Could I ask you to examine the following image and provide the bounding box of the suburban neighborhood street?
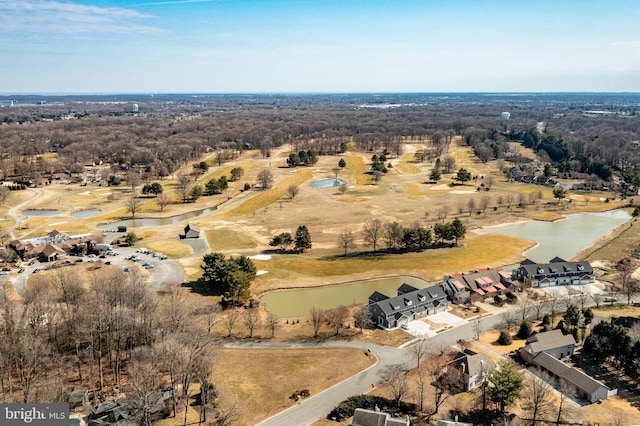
[252,284,618,426]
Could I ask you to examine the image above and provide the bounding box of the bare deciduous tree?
[257,169,273,189]
[410,338,430,369]
[265,313,280,338]
[310,307,325,338]
[126,196,142,218]
[521,371,554,425]
[380,364,410,408]
[287,184,299,199]
[326,305,350,336]
[156,193,171,211]
[224,311,239,338]
[337,229,357,256]
[362,218,383,252]
[242,309,261,338]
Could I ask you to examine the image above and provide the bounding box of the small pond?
[71,209,101,219]
[309,178,346,188]
[22,209,64,216]
[260,276,429,318]
[484,210,631,262]
[98,207,215,229]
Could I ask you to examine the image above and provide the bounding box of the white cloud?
[0,0,161,35]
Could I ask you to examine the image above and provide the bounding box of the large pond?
[484,210,631,262]
[22,209,64,216]
[309,178,346,188]
[260,276,429,318]
[98,207,215,229]
[260,209,632,317]
[71,209,101,219]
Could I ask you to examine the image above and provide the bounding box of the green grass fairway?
[205,228,258,251]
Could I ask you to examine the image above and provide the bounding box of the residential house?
[441,268,513,304]
[520,329,576,364]
[531,352,615,403]
[447,349,496,391]
[352,408,410,426]
[512,257,594,288]
[181,224,200,239]
[368,284,448,329]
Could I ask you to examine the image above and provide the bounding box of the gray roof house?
[447,348,497,391]
[368,284,448,329]
[520,329,576,364]
[181,224,200,239]
[352,408,410,426]
[512,257,594,288]
[532,352,616,403]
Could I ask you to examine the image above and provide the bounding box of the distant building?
[181,224,200,239]
[132,103,139,113]
[501,111,511,120]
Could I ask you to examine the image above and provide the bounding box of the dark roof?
[368,291,389,303]
[521,258,537,265]
[517,260,593,278]
[533,352,609,395]
[184,223,200,232]
[549,256,566,263]
[397,283,419,295]
[373,285,446,317]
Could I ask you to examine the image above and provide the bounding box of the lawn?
[140,239,193,258]
[344,154,371,185]
[252,233,533,293]
[215,347,375,425]
[205,228,258,251]
[217,169,313,218]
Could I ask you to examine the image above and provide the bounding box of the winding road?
[248,311,508,425]
[6,188,42,239]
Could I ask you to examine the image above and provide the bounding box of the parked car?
[400,323,409,330]
[604,297,617,302]
[18,268,25,273]
[0,271,9,275]
[2,267,11,272]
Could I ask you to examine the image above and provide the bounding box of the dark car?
[18,268,25,273]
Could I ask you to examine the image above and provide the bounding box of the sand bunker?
[249,254,272,261]
[257,270,268,276]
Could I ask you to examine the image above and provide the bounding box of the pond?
[98,207,215,229]
[484,209,631,262]
[22,209,64,216]
[71,209,101,219]
[260,276,429,318]
[260,210,632,317]
[309,178,346,188]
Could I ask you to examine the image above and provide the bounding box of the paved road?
[250,291,621,426]
[6,188,42,239]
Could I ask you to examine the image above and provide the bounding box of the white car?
[400,323,409,330]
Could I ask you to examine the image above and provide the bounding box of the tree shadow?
[182,279,221,297]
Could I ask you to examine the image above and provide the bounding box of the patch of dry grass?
[252,233,532,293]
[140,239,193,258]
[218,170,313,218]
[344,155,371,185]
[215,348,375,425]
[205,228,258,251]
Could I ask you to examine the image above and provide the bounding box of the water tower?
[501,111,510,120]
[132,103,139,113]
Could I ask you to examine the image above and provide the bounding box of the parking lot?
[3,246,184,296]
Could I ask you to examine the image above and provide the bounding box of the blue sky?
[1,0,639,93]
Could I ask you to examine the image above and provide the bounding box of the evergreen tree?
[294,225,312,252]
[488,361,524,413]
